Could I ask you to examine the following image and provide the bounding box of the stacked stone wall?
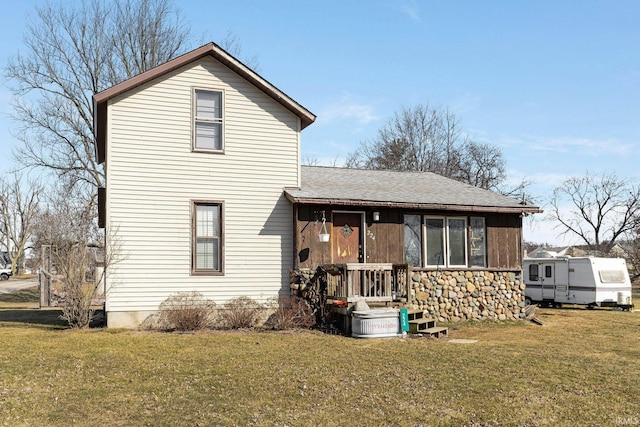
[290,267,527,323]
[408,269,526,322]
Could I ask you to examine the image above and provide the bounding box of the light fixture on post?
[318,210,330,242]
[372,211,380,222]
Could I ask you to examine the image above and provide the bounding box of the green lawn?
[0,303,639,426]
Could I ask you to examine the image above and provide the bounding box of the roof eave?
[284,194,543,214]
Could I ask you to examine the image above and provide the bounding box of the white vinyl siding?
[104,56,300,315]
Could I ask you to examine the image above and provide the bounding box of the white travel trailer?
[523,257,633,310]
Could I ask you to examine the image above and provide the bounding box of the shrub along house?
[95,42,540,328]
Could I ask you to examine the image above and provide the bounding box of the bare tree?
[219,30,260,71]
[33,183,118,328]
[6,0,191,202]
[548,172,640,254]
[0,173,42,275]
[346,104,461,175]
[454,138,506,190]
[345,104,510,192]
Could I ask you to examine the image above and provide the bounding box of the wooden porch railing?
[323,263,411,303]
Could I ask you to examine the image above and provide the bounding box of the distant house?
[94,42,541,328]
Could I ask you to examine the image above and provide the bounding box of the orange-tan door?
[332,213,362,263]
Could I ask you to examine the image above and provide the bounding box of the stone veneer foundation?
[290,268,527,323]
[407,269,526,322]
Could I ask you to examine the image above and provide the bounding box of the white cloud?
[397,0,422,23]
[318,94,380,126]
[503,134,633,156]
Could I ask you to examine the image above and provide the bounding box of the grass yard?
[0,306,638,426]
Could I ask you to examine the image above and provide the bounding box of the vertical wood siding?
[295,208,523,270]
[106,57,300,312]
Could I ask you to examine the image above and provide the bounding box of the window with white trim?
[425,217,445,266]
[447,217,468,267]
[193,89,223,151]
[403,215,486,268]
[193,202,222,273]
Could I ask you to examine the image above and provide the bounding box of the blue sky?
[1,0,639,245]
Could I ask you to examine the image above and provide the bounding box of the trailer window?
[599,270,626,283]
[529,264,539,281]
[545,266,552,278]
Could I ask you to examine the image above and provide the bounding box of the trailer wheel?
[524,297,533,307]
[0,273,8,281]
[586,304,595,310]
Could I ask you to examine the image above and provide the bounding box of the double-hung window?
[193,202,223,274]
[193,89,224,152]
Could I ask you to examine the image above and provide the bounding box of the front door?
[332,212,362,263]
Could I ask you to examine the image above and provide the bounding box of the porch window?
[447,218,467,267]
[425,217,445,266]
[469,217,486,267]
[423,216,478,268]
[403,214,422,267]
[193,89,224,152]
[193,202,223,274]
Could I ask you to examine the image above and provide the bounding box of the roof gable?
[93,42,315,164]
[285,166,542,214]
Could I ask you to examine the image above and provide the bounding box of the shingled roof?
[284,166,541,214]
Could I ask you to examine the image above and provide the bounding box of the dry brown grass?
[0,305,638,426]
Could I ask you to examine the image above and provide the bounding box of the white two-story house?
[94,42,315,327]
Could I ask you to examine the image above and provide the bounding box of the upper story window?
[193,89,224,152]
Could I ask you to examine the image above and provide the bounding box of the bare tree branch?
[0,173,42,275]
[6,0,191,205]
[548,171,640,254]
[345,104,510,192]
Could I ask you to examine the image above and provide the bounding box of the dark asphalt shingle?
[285,166,540,212]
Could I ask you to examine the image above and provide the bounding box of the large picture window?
[193,89,223,151]
[193,202,223,274]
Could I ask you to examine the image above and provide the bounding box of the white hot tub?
[351,309,399,338]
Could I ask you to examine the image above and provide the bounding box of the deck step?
[406,309,427,322]
[408,317,436,333]
[424,326,448,338]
